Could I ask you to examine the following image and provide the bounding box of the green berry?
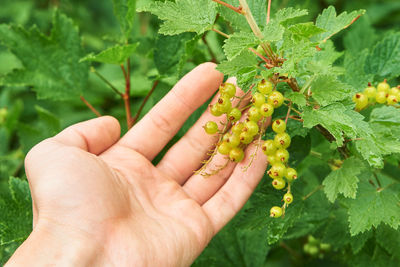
[387,94,398,106]
[376,91,388,104]
[229,147,244,162]
[272,119,286,133]
[218,142,231,155]
[259,103,274,117]
[268,91,284,108]
[243,120,259,136]
[222,133,231,143]
[272,178,286,190]
[231,122,244,135]
[364,86,377,98]
[251,92,266,107]
[274,132,291,149]
[228,108,242,122]
[261,140,277,155]
[390,87,400,96]
[210,104,223,117]
[275,149,289,163]
[203,121,218,134]
[285,168,298,182]
[248,106,262,121]
[270,206,283,218]
[319,243,331,251]
[239,131,254,145]
[352,93,368,111]
[267,154,279,165]
[227,134,241,147]
[268,163,286,179]
[283,193,293,204]
[377,80,390,93]
[0,108,7,124]
[219,83,236,98]
[258,79,273,95]
[308,235,319,245]
[216,96,232,113]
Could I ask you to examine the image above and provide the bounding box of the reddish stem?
[80,96,101,117]
[267,0,272,24]
[212,0,243,14]
[132,80,160,125]
[121,62,133,129]
[285,102,291,124]
[212,28,230,38]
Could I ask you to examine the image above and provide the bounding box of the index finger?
[117,62,223,160]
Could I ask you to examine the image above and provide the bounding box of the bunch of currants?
[352,80,399,111]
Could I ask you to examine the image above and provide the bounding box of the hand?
[7,63,268,267]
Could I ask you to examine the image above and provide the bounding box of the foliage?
[0,0,399,265]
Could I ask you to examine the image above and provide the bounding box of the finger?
[51,116,121,155]
[157,78,248,184]
[202,143,268,233]
[117,62,224,160]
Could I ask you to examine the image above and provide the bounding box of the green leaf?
[0,11,89,100]
[0,177,32,245]
[313,6,365,42]
[376,225,400,260]
[343,15,377,55]
[262,20,284,42]
[310,74,352,106]
[139,0,217,35]
[323,157,364,202]
[80,43,138,65]
[275,7,308,25]
[344,49,374,90]
[285,91,306,107]
[348,181,400,235]
[113,0,136,38]
[350,230,373,254]
[288,22,325,39]
[364,32,400,81]
[223,32,257,60]
[321,208,351,249]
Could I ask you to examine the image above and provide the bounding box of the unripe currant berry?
[251,92,266,107]
[272,178,286,190]
[231,122,244,135]
[283,192,293,204]
[274,132,291,149]
[267,154,279,165]
[229,147,244,162]
[219,83,236,98]
[203,121,218,134]
[258,79,273,95]
[275,149,289,163]
[285,168,298,182]
[239,131,254,144]
[390,87,400,96]
[272,119,286,133]
[352,93,368,111]
[227,134,241,148]
[243,120,259,136]
[387,94,398,106]
[267,91,284,108]
[210,104,223,117]
[261,139,277,155]
[218,142,231,155]
[270,206,283,218]
[364,85,377,98]
[216,96,232,113]
[248,106,262,121]
[376,91,388,104]
[222,133,231,143]
[268,163,286,179]
[259,103,274,117]
[228,108,241,122]
[377,80,390,93]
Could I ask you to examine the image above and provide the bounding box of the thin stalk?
[91,67,123,97]
[132,80,160,125]
[284,102,291,124]
[212,0,243,14]
[238,0,264,39]
[267,0,272,24]
[202,33,217,63]
[122,61,133,129]
[80,96,101,117]
[212,28,230,38]
[302,185,323,200]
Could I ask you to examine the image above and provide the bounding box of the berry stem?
[91,67,123,97]
[80,96,101,117]
[302,185,323,200]
[248,47,274,68]
[267,0,272,24]
[202,33,217,63]
[212,0,243,14]
[211,27,230,38]
[131,80,160,125]
[284,102,291,124]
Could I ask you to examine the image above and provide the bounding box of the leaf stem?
[80,96,101,117]
[212,28,230,38]
[121,61,133,129]
[212,0,243,14]
[285,102,291,124]
[238,0,264,39]
[132,80,160,125]
[91,67,123,97]
[202,33,217,63]
[267,0,272,24]
[302,185,323,200]
[373,172,382,189]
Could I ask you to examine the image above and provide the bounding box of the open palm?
[12,63,267,267]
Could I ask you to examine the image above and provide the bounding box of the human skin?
[6,63,268,267]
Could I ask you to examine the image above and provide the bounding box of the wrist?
[6,220,104,266]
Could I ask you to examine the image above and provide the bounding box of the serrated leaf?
[313,6,365,43]
[288,22,325,39]
[344,49,374,90]
[376,225,400,259]
[364,32,400,80]
[343,16,377,55]
[275,7,308,25]
[113,0,136,38]
[0,11,88,100]
[80,43,138,65]
[323,157,364,202]
[223,32,257,60]
[322,208,351,249]
[285,91,306,107]
[350,230,373,254]
[310,74,352,106]
[0,177,32,245]
[348,181,400,236]
[139,0,216,35]
[262,20,284,42]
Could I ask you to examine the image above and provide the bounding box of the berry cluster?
[303,235,331,258]
[352,80,400,111]
[202,80,298,218]
[264,119,297,218]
